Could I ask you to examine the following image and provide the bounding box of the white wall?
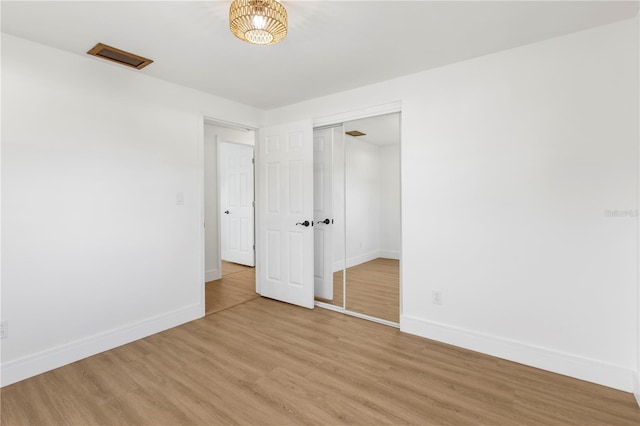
[264,17,639,392]
[378,144,401,259]
[1,34,261,385]
[343,138,401,267]
[345,137,380,266]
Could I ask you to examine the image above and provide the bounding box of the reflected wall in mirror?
[313,126,345,308]
[344,113,401,323]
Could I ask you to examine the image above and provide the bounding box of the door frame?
[200,116,258,311]
[312,101,403,328]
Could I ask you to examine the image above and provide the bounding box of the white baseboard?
[333,250,400,272]
[205,268,220,282]
[378,250,400,260]
[345,251,379,269]
[1,303,203,387]
[401,314,634,392]
[633,373,640,407]
[333,251,400,272]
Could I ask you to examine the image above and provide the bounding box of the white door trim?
[313,101,402,128]
[197,118,206,314]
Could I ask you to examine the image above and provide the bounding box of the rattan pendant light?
[229,0,288,45]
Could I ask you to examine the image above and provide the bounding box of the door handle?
[318,218,331,225]
[296,220,310,227]
[224,210,230,214]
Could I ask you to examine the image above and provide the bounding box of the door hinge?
[252,158,255,164]
[253,244,255,251]
[252,200,255,207]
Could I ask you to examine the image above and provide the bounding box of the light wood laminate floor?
[345,258,399,323]
[317,258,400,323]
[205,261,257,315]
[2,295,639,425]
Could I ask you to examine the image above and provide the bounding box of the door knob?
[319,218,331,225]
[224,210,230,214]
[296,220,310,227]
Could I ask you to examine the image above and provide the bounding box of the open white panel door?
[313,128,333,299]
[256,120,314,309]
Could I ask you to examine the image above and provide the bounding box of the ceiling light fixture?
[229,0,287,45]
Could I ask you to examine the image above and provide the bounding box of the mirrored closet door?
[343,113,401,324]
[314,113,401,324]
[313,126,345,310]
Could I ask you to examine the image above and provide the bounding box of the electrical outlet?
[0,321,7,339]
[432,291,443,305]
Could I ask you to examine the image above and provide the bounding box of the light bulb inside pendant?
[252,14,267,30]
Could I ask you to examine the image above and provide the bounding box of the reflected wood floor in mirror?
[205,261,257,315]
[2,296,638,425]
[315,269,344,308]
[345,258,399,323]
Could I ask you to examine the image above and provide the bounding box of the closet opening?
[313,111,402,327]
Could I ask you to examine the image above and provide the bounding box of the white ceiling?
[2,1,638,109]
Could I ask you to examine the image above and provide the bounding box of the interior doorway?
[203,119,258,314]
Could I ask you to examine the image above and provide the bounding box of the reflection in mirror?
[344,113,401,323]
[313,126,345,309]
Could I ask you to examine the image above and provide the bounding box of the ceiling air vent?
[345,130,366,137]
[87,43,153,70]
